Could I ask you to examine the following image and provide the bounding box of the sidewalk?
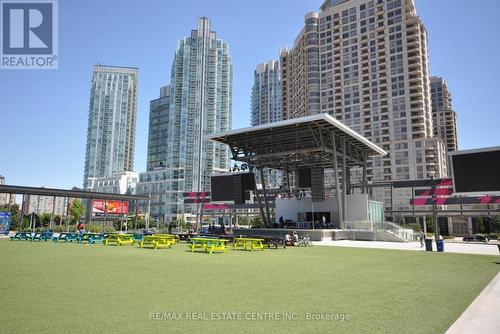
[445,272,500,334]
[314,240,500,256]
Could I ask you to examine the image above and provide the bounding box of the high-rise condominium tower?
[251,60,282,126]
[251,60,282,188]
[83,65,138,188]
[135,86,174,220]
[168,17,232,191]
[140,17,231,220]
[280,0,448,208]
[430,76,458,152]
[147,85,171,171]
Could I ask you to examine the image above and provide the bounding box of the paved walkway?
[314,240,500,256]
[445,272,500,334]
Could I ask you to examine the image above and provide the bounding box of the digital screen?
[452,149,500,194]
[211,175,235,201]
[211,173,255,202]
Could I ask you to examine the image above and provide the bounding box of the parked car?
[463,234,489,242]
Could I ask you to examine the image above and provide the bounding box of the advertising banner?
[0,212,12,234]
[92,200,129,215]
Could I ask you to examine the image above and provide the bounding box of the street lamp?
[172,193,184,233]
[428,171,440,246]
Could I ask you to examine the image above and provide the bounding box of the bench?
[104,234,134,246]
[31,231,53,241]
[139,235,175,249]
[52,232,78,243]
[188,237,229,254]
[78,233,104,244]
[10,232,32,241]
[232,237,265,251]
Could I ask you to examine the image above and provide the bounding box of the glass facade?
[83,65,138,188]
[137,17,232,221]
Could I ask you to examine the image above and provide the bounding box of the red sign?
[92,200,129,215]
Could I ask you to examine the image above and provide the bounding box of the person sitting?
[284,233,292,246]
[77,222,85,236]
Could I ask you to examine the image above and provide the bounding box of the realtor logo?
[1,0,58,69]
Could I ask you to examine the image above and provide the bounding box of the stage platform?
[232,228,407,242]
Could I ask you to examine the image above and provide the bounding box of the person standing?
[419,231,425,248]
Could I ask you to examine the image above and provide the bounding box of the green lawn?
[0,239,498,334]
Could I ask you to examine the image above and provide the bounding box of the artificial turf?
[0,239,498,334]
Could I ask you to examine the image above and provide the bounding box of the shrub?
[104,227,116,233]
[87,225,103,233]
[487,233,498,240]
[401,223,421,232]
[52,226,65,233]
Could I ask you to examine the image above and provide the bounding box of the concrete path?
[314,240,500,256]
[445,272,500,334]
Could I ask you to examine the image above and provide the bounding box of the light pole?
[171,193,184,233]
[429,171,439,246]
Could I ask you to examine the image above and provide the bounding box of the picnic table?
[103,234,135,246]
[78,233,104,244]
[10,232,32,241]
[256,236,286,249]
[232,237,265,251]
[132,233,144,243]
[31,231,53,241]
[52,232,78,243]
[139,234,175,249]
[188,237,229,254]
[154,234,179,244]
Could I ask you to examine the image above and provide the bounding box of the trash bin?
[424,239,433,252]
[436,239,444,252]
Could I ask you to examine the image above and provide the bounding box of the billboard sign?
[0,212,11,234]
[92,200,129,215]
[450,146,500,196]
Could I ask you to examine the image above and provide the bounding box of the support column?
[259,167,273,228]
[345,168,351,195]
[20,194,25,231]
[252,167,267,228]
[341,138,347,224]
[65,197,70,232]
[50,196,56,230]
[447,217,454,236]
[422,216,427,235]
[88,199,93,225]
[332,133,343,229]
[467,217,473,237]
[361,152,368,194]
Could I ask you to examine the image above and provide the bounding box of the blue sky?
[0,0,499,189]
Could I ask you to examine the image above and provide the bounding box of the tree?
[251,216,263,228]
[40,213,52,227]
[493,216,500,233]
[129,215,145,230]
[70,199,85,223]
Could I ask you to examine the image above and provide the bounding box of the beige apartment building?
[431,76,458,153]
[280,0,448,209]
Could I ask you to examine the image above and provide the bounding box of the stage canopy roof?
[207,113,386,171]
